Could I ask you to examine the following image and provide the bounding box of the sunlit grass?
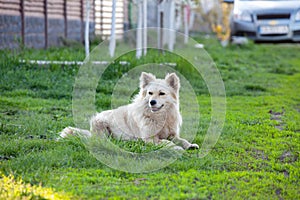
[0,172,71,200]
[0,37,299,199]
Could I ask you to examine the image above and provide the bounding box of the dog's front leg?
[159,139,185,150]
[172,136,199,150]
[59,127,92,138]
[142,137,184,150]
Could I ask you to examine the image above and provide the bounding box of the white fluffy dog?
[60,72,199,150]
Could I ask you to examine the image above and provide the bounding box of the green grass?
[0,37,299,199]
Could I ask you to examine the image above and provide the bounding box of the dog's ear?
[140,72,156,89]
[165,73,180,92]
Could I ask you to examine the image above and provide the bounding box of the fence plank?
[94,0,124,39]
[0,0,95,49]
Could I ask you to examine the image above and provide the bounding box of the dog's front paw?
[58,127,74,139]
[187,143,199,150]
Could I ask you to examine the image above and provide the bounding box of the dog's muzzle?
[149,100,164,112]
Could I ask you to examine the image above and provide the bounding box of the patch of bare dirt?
[268,108,285,131]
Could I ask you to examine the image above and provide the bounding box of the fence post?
[81,0,84,43]
[44,0,48,48]
[63,0,67,39]
[157,0,164,52]
[20,0,25,47]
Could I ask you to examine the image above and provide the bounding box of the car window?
[240,0,298,1]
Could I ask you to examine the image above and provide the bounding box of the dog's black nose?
[150,100,157,106]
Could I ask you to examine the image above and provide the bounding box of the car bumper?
[231,20,300,42]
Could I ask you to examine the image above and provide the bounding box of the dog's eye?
[159,92,165,96]
[148,92,153,95]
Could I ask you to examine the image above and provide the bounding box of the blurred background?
[1,0,300,49]
[0,0,230,49]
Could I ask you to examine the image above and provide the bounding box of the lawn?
[0,37,299,199]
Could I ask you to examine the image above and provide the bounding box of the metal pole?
[85,0,91,57]
[183,5,189,44]
[109,0,117,57]
[143,0,147,56]
[100,0,103,38]
[136,0,142,58]
[168,0,175,51]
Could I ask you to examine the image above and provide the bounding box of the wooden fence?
[0,0,95,49]
[95,0,124,40]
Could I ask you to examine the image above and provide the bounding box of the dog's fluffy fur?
[60,72,198,150]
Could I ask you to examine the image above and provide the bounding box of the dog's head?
[139,72,180,112]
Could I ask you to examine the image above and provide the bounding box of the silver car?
[230,0,300,41]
